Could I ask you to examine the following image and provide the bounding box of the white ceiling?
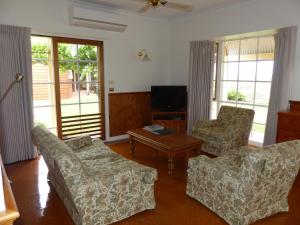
[79,0,250,17]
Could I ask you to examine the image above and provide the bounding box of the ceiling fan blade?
[164,2,193,12]
[132,0,148,2]
[138,4,151,13]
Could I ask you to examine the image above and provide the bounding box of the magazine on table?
[143,124,164,132]
[143,125,175,135]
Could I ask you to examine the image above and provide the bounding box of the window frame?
[212,35,275,146]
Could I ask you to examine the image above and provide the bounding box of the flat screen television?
[151,86,187,111]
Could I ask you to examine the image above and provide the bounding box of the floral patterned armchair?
[192,106,255,156]
[187,140,300,225]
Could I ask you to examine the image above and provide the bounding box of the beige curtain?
[187,41,215,133]
[264,27,297,146]
[0,24,37,163]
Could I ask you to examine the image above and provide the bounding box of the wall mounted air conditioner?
[70,6,128,32]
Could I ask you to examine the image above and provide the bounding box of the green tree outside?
[31,43,98,81]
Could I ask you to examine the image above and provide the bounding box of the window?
[212,36,275,145]
[31,36,105,139]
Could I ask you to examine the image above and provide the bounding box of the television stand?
[151,110,187,133]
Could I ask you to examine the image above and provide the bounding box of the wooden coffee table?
[127,128,202,176]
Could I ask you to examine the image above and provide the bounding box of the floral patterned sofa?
[192,106,255,156]
[186,140,300,225]
[32,126,157,225]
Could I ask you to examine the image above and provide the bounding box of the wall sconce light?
[137,49,151,61]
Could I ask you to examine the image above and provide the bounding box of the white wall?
[170,0,300,99]
[0,0,172,140]
[1,0,300,140]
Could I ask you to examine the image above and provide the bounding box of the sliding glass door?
[32,36,105,140]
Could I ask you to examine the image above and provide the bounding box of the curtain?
[187,41,215,133]
[263,27,297,146]
[0,24,37,164]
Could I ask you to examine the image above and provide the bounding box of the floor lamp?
[0,74,24,104]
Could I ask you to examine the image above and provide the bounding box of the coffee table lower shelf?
[127,129,202,176]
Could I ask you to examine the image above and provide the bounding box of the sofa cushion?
[65,135,92,151]
[72,139,157,186]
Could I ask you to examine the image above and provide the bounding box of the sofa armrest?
[70,166,157,222]
[68,179,109,219]
[141,167,158,184]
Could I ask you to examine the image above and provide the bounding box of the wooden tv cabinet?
[151,110,187,133]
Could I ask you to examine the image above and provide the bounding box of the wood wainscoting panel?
[109,92,151,137]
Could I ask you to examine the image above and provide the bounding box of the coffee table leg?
[168,154,174,176]
[129,136,135,157]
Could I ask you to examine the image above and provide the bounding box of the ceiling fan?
[134,0,193,13]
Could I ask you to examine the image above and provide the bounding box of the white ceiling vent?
[70,6,128,32]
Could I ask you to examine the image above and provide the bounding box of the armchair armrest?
[194,119,218,128]
[188,155,249,201]
[192,120,219,134]
[189,155,240,177]
[188,155,216,169]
